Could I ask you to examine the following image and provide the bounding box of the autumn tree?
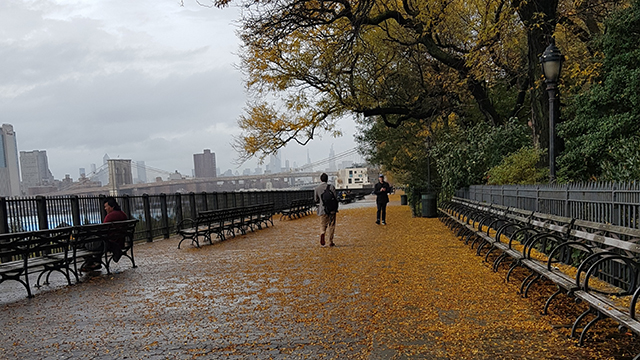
[228,0,535,162]
[202,0,627,187]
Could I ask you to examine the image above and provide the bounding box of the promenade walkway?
[1,195,639,359]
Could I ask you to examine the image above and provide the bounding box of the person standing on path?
[374,175,391,225]
[314,173,337,247]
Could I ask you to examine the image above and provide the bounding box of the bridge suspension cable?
[299,147,361,171]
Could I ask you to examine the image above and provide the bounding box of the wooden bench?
[280,198,315,220]
[177,203,275,248]
[0,227,73,298]
[439,197,640,352]
[70,219,139,280]
[0,220,138,298]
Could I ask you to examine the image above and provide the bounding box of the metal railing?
[0,190,314,242]
[456,182,640,228]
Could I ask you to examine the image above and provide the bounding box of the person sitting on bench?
[81,197,129,272]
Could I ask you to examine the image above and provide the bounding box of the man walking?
[374,174,391,225]
[314,173,338,247]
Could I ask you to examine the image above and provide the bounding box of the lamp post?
[540,38,564,183]
[425,136,432,192]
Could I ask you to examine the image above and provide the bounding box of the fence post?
[212,192,219,210]
[565,184,570,218]
[99,195,107,220]
[0,197,8,234]
[142,194,153,242]
[175,193,183,224]
[612,183,619,226]
[121,195,131,220]
[70,195,81,226]
[36,195,49,230]
[201,192,208,211]
[189,192,197,218]
[160,193,170,239]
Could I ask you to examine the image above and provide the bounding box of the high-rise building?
[79,168,86,177]
[193,149,217,178]
[328,144,337,172]
[0,124,21,196]
[20,150,54,190]
[269,151,282,173]
[136,161,147,183]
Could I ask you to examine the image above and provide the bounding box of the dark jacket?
[374,181,391,204]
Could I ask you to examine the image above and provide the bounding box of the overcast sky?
[0,0,361,181]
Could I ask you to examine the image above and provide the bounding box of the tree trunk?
[516,0,559,158]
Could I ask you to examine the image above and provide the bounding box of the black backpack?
[322,185,339,214]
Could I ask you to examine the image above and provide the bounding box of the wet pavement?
[1,196,638,359]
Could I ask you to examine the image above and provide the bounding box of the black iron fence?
[456,182,640,228]
[0,190,314,241]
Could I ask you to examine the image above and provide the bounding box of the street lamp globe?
[540,38,564,83]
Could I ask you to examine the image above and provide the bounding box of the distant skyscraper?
[193,149,217,178]
[136,161,147,183]
[79,168,86,177]
[103,153,110,165]
[20,150,54,189]
[0,124,21,196]
[328,144,337,171]
[90,163,97,174]
[269,151,282,173]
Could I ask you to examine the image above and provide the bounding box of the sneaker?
[375,220,380,225]
[320,233,325,246]
[329,243,335,247]
[382,221,386,225]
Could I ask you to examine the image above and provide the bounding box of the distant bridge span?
[52,171,338,196]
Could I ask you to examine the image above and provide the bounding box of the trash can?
[421,193,437,218]
[400,195,408,205]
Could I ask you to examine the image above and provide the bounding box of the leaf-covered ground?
[1,195,638,359]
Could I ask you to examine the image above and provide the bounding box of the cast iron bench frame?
[176,203,275,249]
[280,198,315,220]
[439,197,640,354]
[0,219,138,298]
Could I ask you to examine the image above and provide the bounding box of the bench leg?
[506,260,521,283]
[177,236,193,249]
[519,272,537,296]
[484,246,497,263]
[522,273,542,298]
[492,253,508,272]
[476,240,489,256]
[571,308,595,339]
[543,288,564,315]
[579,310,605,346]
[470,236,482,249]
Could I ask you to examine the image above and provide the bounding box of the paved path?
[0,196,638,359]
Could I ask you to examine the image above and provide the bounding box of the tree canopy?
[204,0,632,192]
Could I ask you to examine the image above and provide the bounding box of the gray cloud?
[0,0,360,181]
